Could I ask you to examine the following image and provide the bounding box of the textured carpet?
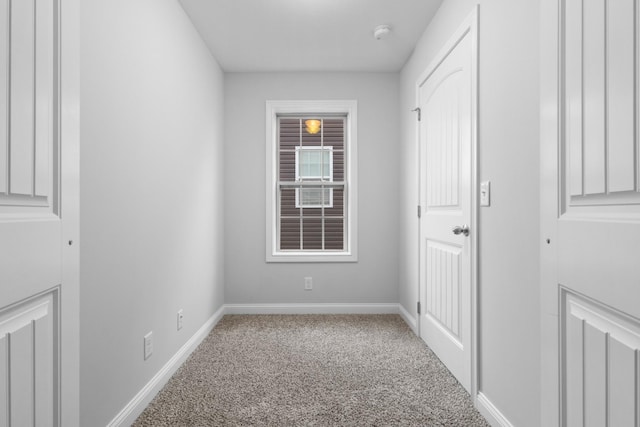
[133,315,489,426]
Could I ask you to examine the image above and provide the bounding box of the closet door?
[542,0,640,425]
[0,0,79,425]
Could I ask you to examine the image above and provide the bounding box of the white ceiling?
[178,0,443,72]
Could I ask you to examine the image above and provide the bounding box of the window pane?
[323,151,330,177]
[323,119,344,150]
[281,188,298,216]
[280,218,300,250]
[279,151,295,181]
[325,188,344,216]
[279,118,301,150]
[300,188,331,206]
[302,217,322,250]
[299,150,331,179]
[325,218,344,250]
[302,129,321,147]
[307,152,321,177]
[333,150,344,181]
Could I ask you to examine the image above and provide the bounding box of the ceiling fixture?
[305,119,321,134]
[373,25,391,40]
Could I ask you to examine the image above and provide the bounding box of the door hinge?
[412,107,421,121]
[417,205,421,218]
[417,301,421,315]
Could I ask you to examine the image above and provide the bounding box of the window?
[266,100,357,262]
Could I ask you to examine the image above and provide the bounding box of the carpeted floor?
[133,314,489,426]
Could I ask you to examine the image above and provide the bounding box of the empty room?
[1,0,639,426]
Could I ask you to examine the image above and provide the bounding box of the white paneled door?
[0,0,79,426]
[418,11,477,394]
[542,0,640,425]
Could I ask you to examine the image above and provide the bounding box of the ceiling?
[178,0,443,73]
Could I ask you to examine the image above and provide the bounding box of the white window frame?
[266,100,358,263]
[295,146,334,208]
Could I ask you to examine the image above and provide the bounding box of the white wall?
[399,1,541,426]
[80,1,225,425]
[224,73,399,305]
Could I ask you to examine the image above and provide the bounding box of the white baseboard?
[224,303,399,315]
[398,304,417,334]
[106,305,226,427]
[476,392,514,427]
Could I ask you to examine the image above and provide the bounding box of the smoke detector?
[373,25,391,40]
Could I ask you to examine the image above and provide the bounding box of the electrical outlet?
[144,332,153,360]
[304,277,313,290]
[177,309,184,331]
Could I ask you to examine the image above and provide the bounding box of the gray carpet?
[133,314,489,426]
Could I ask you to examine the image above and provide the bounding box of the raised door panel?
[562,291,640,427]
[583,323,607,427]
[608,337,638,427]
[9,322,35,425]
[34,310,54,427]
[426,241,461,341]
[582,0,606,196]
[564,0,640,207]
[0,292,57,427]
[425,70,462,210]
[565,0,583,197]
[9,0,36,197]
[564,313,583,426]
[607,0,637,193]
[1,0,54,208]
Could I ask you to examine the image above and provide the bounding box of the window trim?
[266,100,358,263]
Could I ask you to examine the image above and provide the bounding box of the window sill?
[266,251,357,263]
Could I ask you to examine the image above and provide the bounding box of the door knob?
[452,225,470,236]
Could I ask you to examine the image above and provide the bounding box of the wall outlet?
[304,277,313,290]
[143,332,153,360]
[177,309,184,331]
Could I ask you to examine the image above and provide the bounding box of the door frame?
[415,6,479,400]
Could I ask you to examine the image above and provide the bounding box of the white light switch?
[480,181,490,206]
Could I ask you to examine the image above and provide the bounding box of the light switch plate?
[480,181,490,206]
[177,309,184,331]
[144,332,153,360]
